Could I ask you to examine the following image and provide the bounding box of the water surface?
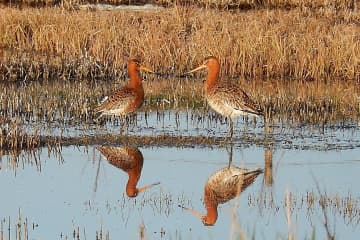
[1,142,359,239]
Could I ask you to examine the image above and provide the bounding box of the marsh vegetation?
[0,0,359,239]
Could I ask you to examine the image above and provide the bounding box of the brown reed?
[1,76,358,126]
[0,5,358,82]
[0,0,358,11]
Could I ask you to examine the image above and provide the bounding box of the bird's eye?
[132,59,141,65]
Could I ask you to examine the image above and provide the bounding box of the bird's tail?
[244,168,263,176]
[243,168,263,188]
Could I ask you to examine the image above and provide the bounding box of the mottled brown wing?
[237,88,263,115]
[213,85,262,116]
[207,167,262,204]
[236,168,263,192]
[95,87,136,114]
[96,146,134,170]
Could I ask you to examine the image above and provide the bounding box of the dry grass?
[0,77,358,129]
[0,0,358,11]
[0,118,41,151]
[244,79,360,122]
[0,5,358,82]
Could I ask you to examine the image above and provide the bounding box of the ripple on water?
[0,144,359,239]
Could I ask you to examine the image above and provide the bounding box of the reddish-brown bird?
[95,59,154,119]
[97,146,159,197]
[186,56,263,137]
[181,165,262,226]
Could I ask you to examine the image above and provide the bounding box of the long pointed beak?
[178,205,204,219]
[139,65,155,73]
[137,181,160,193]
[185,64,207,74]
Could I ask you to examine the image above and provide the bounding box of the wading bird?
[181,165,263,225]
[97,146,159,197]
[186,56,263,138]
[95,59,154,120]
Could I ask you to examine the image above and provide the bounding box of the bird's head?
[186,56,219,74]
[128,59,154,73]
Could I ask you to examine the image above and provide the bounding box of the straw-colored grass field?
[1,0,358,10]
[0,2,358,82]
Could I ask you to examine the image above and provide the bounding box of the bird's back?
[205,166,263,204]
[97,146,143,172]
[95,86,143,116]
[206,82,263,118]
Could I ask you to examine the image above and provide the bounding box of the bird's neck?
[203,188,218,225]
[126,169,141,195]
[205,66,220,92]
[128,70,142,89]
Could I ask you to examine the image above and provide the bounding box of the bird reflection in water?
[96,146,159,197]
[180,147,263,225]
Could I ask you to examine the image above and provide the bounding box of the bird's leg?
[124,115,132,134]
[131,113,139,131]
[119,116,125,135]
[225,118,234,140]
[133,114,138,127]
[144,111,149,128]
[227,143,234,168]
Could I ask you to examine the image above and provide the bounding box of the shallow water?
[0,140,359,239]
[1,80,360,239]
[19,109,360,151]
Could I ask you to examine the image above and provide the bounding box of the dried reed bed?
[243,78,360,122]
[0,77,358,129]
[177,0,358,10]
[146,76,360,122]
[0,5,359,82]
[0,81,100,123]
[1,0,358,11]
[0,118,41,151]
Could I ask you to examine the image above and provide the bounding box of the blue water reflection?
[0,143,359,239]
